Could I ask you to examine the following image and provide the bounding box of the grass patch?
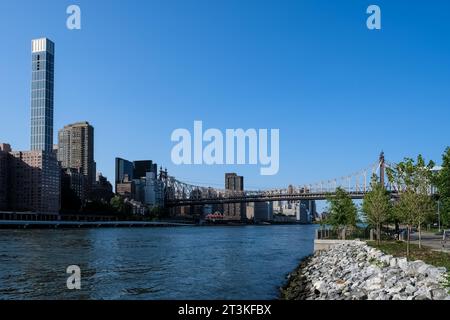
[367,241,450,271]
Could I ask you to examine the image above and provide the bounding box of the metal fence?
[316,228,378,240]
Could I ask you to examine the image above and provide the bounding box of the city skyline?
[1,1,450,191]
[0,1,449,304]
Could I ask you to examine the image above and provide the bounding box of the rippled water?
[0,225,316,300]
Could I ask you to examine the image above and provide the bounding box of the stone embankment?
[281,241,450,300]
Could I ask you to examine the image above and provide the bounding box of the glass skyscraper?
[31,38,55,152]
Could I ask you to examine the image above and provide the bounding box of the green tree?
[387,154,435,255]
[393,190,434,254]
[362,175,391,245]
[386,155,435,194]
[436,147,450,228]
[414,193,435,245]
[110,195,125,214]
[325,187,358,239]
[148,206,165,220]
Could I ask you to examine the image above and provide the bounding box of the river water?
[0,225,316,300]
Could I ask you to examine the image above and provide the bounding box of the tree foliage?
[435,147,450,227]
[325,187,358,238]
[386,155,435,194]
[362,175,391,244]
[387,154,436,254]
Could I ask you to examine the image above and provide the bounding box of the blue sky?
[0,0,449,192]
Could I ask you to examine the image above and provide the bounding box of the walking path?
[410,231,450,253]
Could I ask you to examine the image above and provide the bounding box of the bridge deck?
[166,191,381,207]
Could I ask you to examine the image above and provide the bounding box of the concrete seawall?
[314,239,365,252]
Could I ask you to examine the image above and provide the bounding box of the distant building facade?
[224,173,246,221]
[254,201,274,222]
[0,144,12,210]
[115,158,134,191]
[61,168,86,204]
[115,158,158,189]
[143,172,164,207]
[133,160,157,179]
[89,173,114,203]
[297,200,315,224]
[114,158,163,208]
[6,149,60,214]
[273,197,317,224]
[57,121,96,188]
[116,174,135,198]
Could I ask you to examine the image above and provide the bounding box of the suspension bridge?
[162,153,403,207]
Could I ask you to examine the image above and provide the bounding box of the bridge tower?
[379,151,385,186]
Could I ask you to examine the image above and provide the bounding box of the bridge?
[162,153,400,208]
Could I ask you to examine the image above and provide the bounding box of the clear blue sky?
[1,0,449,191]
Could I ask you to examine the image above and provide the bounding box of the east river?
[0,225,316,300]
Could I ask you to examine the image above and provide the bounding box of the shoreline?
[0,219,311,229]
[280,241,450,300]
[0,220,195,229]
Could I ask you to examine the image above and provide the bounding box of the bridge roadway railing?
[165,191,372,207]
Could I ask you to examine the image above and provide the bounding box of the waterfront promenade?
[411,231,450,254]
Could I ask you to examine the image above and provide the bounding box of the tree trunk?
[418,223,422,249]
[407,225,411,257]
[377,223,381,245]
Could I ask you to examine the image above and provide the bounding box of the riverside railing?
[316,227,372,241]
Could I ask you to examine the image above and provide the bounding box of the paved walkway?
[410,231,450,253]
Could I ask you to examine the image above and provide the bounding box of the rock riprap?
[281,241,450,300]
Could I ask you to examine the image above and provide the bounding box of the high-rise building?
[143,172,165,207]
[31,38,55,153]
[57,122,96,186]
[89,173,114,203]
[224,173,246,221]
[254,201,274,222]
[296,200,315,224]
[115,157,134,190]
[61,168,86,204]
[9,150,60,214]
[116,174,135,198]
[225,173,244,191]
[114,157,163,208]
[0,39,60,215]
[0,144,11,211]
[133,160,157,179]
